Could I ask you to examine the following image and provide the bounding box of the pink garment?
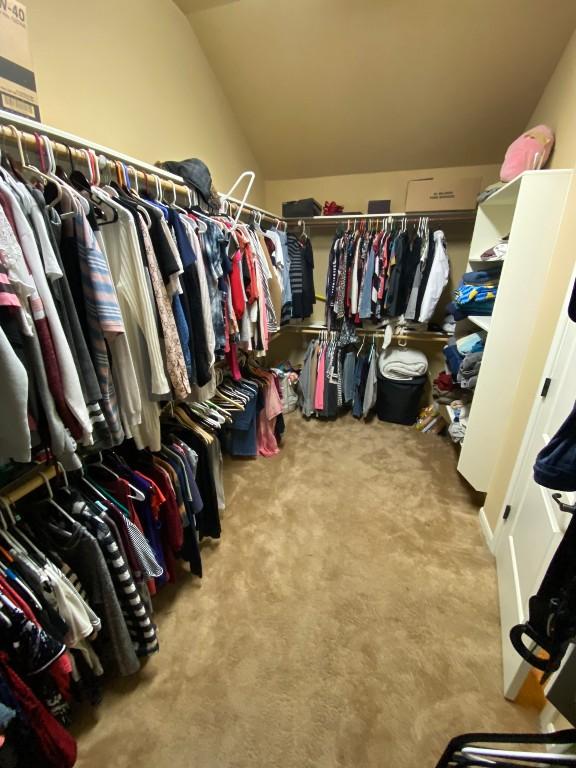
[226,342,242,381]
[257,372,284,457]
[314,346,326,410]
[257,411,279,456]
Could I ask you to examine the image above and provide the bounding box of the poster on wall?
[0,0,40,120]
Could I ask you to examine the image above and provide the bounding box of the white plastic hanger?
[0,494,46,563]
[39,470,78,526]
[0,497,25,553]
[220,170,255,232]
[88,453,146,502]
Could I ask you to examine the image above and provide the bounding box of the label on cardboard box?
[0,0,40,120]
[405,177,481,212]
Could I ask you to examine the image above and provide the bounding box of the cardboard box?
[405,176,481,212]
[0,1,40,120]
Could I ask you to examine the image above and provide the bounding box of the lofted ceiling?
[174,0,576,180]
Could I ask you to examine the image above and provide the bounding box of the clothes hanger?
[167,180,188,215]
[173,406,214,443]
[0,494,47,564]
[4,125,59,204]
[38,470,79,526]
[122,164,153,229]
[87,155,111,220]
[44,134,90,216]
[0,497,26,555]
[88,452,146,502]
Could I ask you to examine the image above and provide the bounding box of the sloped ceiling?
[174,0,576,180]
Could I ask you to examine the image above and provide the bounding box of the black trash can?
[376,374,427,425]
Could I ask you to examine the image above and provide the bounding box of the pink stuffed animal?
[500,125,555,182]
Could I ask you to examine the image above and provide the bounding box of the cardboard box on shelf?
[405,176,481,212]
[0,1,40,120]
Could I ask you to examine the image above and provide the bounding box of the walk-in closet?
[1,1,576,766]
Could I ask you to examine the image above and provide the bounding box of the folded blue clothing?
[462,265,502,285]
[455,300,495,316]
[455,283,497,306]
[443,343,464,380]
[457,332,485,355]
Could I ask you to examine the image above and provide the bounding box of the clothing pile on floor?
[271,364,300,414]
[434,332,486,443]
[448,263,502,320]
[414,403,446,435]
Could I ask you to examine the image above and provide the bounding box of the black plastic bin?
[282,198,322,218]
[376,374,427,425]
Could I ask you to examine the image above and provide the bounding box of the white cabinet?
[457,170,575,493]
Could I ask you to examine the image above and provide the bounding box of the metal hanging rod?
[285,210,475,226]
[225,195,287,224]
[0,110,286,222]
[0,109,186,184]
[278,324,449,343]
[0,462,57,505]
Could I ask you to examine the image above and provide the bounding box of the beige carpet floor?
[74,414,537,767]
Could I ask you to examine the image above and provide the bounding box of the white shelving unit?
[457,170,576,493]
[468,316,492,332]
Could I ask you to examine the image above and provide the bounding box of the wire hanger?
[38,470,77,526]
[88,452,146,502]
[5,125,63,207]
[219,170,256,232]
[0,493,46,562]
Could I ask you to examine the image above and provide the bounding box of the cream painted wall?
[484,29,576,532]
[24,0,263,204]
[264,164,500,216]
[264,164,499,369]
[528,28,576,169]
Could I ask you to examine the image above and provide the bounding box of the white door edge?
[492,261,576,553]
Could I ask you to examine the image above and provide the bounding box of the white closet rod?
[286,211,475,224]
[224,194,286,224]
[0,110,287,223]
[0,109,184,183]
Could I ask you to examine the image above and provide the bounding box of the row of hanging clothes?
[299,324,381,420]
[324,216,449,328]
[0,358,286,765]
[285,222,316,322]
[0,127,291,470]
[299,320,431,424]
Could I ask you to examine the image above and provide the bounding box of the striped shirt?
[78,504,159,658]
[75,214,125,445]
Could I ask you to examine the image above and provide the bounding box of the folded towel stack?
[378,348,429,381]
